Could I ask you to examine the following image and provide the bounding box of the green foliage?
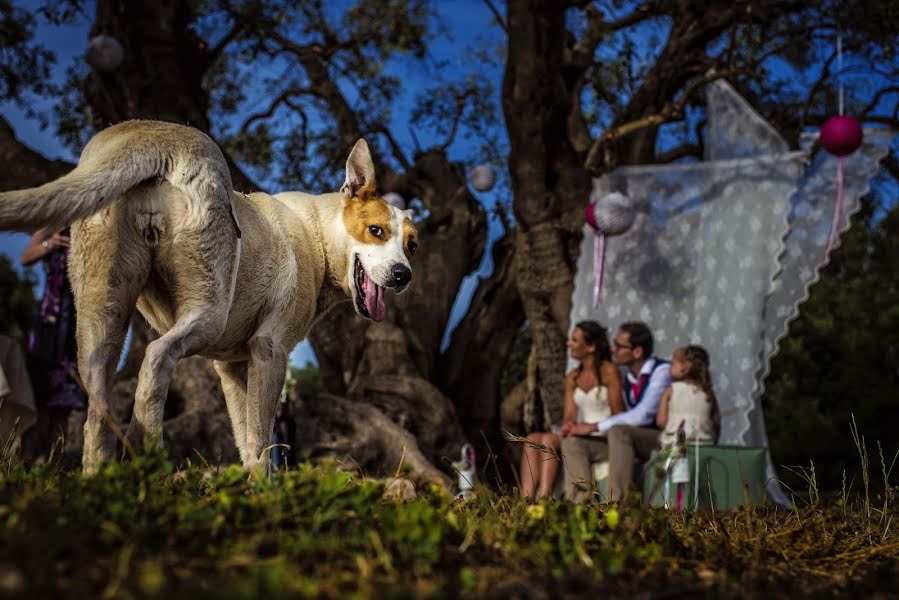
[0,0,56,108]
[0,451,895,597]
[223,123,275,172]
[0,255,36,345]
[342,0,433,62]
[764,196,899,493]
[288,362,324,397]
[206,53,248,116]
[0,0,88,142]
[52,61,93,150]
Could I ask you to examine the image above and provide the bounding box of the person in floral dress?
[20,227,86,460]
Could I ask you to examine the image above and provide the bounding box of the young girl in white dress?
[656,345,720,449]
[519,321,623,499]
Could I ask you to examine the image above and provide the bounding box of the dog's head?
[339,139,418,322]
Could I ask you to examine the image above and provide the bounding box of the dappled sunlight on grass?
[0,453,895,598]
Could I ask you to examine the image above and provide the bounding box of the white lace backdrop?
[569,80,895,503]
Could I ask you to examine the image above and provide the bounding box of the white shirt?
[595,356,671,435]
[660,381,717,447]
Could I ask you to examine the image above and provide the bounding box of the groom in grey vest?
[561,321,671,503]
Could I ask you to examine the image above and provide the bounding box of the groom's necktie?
[630,373,649,406]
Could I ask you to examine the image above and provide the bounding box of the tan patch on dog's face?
[403,218,418,259]
[342,198,393,244]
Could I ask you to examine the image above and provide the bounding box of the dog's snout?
[391,263,412,286]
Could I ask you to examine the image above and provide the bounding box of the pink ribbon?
[825,156,845,260]
[593,231,605,306]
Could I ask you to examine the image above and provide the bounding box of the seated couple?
[519,321,720,503]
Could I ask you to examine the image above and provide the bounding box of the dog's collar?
[231,195,244,239]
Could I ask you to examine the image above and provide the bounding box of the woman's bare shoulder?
[599,361,620,376]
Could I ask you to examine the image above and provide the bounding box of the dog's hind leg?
[128,309,229,451]
[69,217,151,476]
[127,211,239,451]
[243,330,288,471]
[213,360,249,465]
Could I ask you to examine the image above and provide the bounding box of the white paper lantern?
[87,34,124,72]
[470,165,496,192]
[382,192,406,209]
[588,192,635,236]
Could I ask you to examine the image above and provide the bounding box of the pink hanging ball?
[584,202,598,230]
[820,115,863,156]
[585,192,635,235]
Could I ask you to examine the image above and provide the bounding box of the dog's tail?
[0,120,234,233]
[0,148,164,233]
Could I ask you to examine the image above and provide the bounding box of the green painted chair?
[641,445,768,510]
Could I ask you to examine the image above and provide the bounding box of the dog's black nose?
[391,263,412,286]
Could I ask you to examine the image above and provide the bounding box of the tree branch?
[570,2,658,71]
[0,116,73,190]
[862,115,899,127]
[439,90,474,151]
[369,124,412,173]
[239,87,314,134]
[494,202,512,237]
[604,1,659,31]
[567,79,592,153]
[881,152,899,182]
[858,87,899,121]
[206,19,245,67]
[585,69,738,171]
[800,48,839,127]
[482,0,508,35]
[656,142,701,164]
[581,0,787,170]
[264,29,366,156]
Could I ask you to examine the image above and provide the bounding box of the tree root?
[298,393,452,490]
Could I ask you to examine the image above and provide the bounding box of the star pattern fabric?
[573,152,802,444]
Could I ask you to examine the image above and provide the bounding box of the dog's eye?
[408,240,417,255]
[368,225,384,239]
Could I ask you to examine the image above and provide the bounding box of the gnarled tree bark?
[503,0,593,430]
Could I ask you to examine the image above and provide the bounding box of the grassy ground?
[0,450,896,599]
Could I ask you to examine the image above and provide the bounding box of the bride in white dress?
[519,321,623,499]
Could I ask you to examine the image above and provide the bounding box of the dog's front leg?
[244,334,287,472]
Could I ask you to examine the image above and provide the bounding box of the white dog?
[0,120,417,473]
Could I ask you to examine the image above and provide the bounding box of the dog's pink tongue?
[363,275,386,321]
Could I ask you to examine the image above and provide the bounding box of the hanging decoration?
[584,191,635,305]
[382,192,406,209]
[470,165,496,192]
[86,34,125,72]
[820,115,863,156]
[820,35,864,256]
[452,443,477,500]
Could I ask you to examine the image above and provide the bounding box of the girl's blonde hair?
[675,345,721,441]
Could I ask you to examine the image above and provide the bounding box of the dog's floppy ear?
[340,138,376,200]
